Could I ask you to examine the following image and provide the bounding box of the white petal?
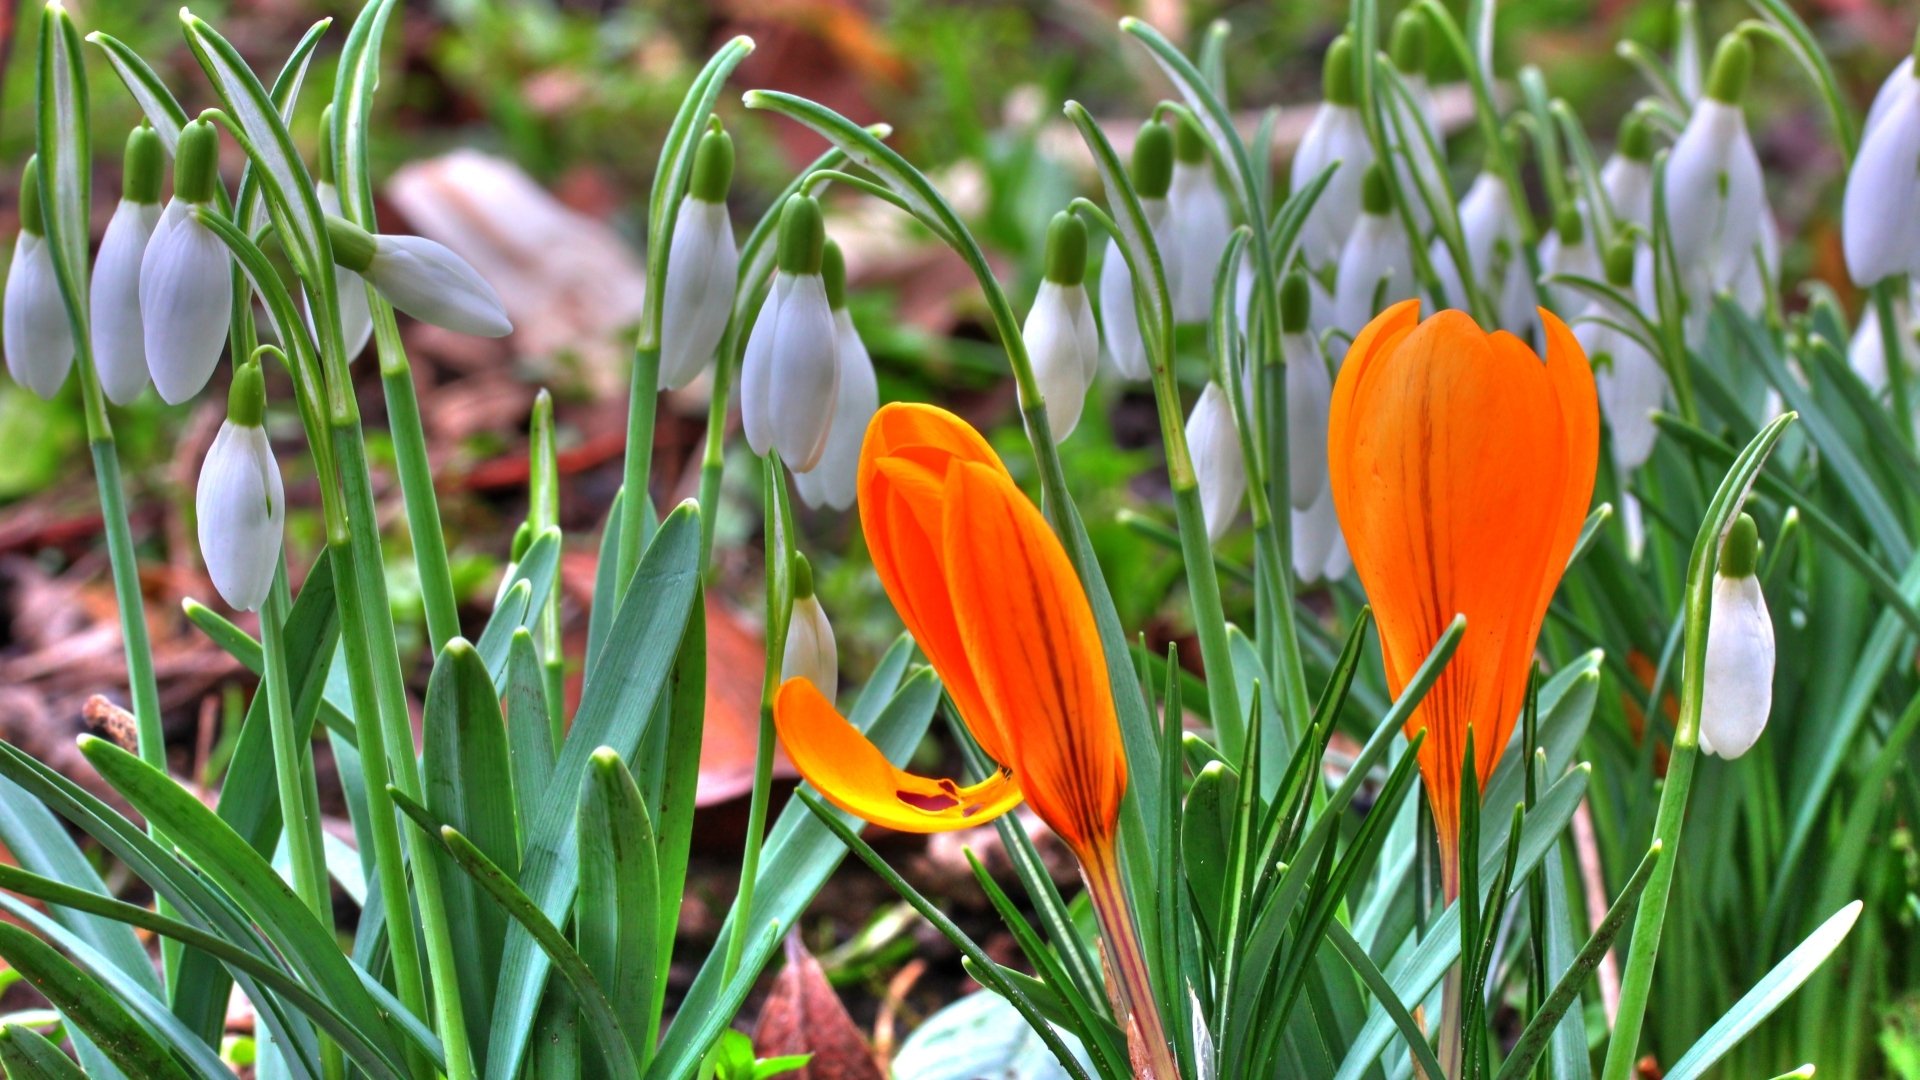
[1099,238,1149,380]
[4,233,74,399]
[740,273,789,456]
[769,274,839,472]
[1579,311,1669,471]
[1844,85,1920,286]
[1026,281,1095,439]
[795,309,878,510]
[1699,573,1774,759]
[1601,156,1654,229]
[1292,483,1343,584]
[1169,161,1233,324]
[141,201,234,404]
[89,200,160,404]
[1071,284,1101,385]
[659,198,739,390]
[1284,330,1332,510]
[1187,382,1245,543]
[1291,105,1373,267]
[781,594,839,703]
[1333,212,1414,339]
[1665,101,1765,291]
[367,234,513,338]
[1620,490,1647,563]
[1864,57,1917,138]
[196,422,285,612]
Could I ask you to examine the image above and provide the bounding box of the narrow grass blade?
[0,924,193,1080]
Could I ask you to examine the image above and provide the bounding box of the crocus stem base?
[1080,840,1181,1080]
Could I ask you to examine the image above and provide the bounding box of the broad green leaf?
[648,592,708,1047]
[0,777,153,995]
[506,629,557,823]
[576,752,660,1077]
[0,1021,88,1080]
[0,923,192,1080]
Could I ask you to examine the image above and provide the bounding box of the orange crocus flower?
[772,401,1126,853]
[1328,301,1598,893]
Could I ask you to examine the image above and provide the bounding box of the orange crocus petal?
[772,678,1025,833]
[1329,305,1597,865]
[939,459,1126,854]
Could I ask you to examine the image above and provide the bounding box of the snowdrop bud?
[141,119,233,403]
[329,215,512,339]
[1283,272,1332,511]
[1169,117,1232,324]
[196,357,285,612]
[5,158,74,399]
[793,242,877,510]
[1293,36,1375,267]
[1665,36,1764,293]
[1099,121,1172,380]
[1601,112,1656,228]
[1024,213,1100,440]
[1843,52,1920,285]
[742,196,839,471]
[90,128,165,404]
[1333,165,1414,338]
[1187,381,1245,543]
[312,107,372,362]
[659,126,740,389]
[781,554,838,703]
[1700,514,1773,759]
[1580,239,1669,473]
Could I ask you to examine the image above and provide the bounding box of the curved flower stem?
[372,304,463,655]
[1081,839,1181,1080]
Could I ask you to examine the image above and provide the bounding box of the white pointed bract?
[90,199,161,404]
[1025,213,1100,440]
[1187,381,1245,544]
[5,162,73,400]
[196,361,284,613]
[1293,36,1374,267]
[1168,119,1232,324]
[793,304,878,510]
[363,234,512,338]
[1333,166,1413,339]
[1844,57,1920,285]
[659,127,739,390]
[313,182,374,362]
[1664,37,1765,294]
[1700,515,1773,759]
[782,563,839,704]
[742,196,838,471]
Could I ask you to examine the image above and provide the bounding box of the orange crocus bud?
[1328,301,1599,892]
[772,402,1127,854]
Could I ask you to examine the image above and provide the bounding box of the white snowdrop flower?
[1866,53,1917,137]
[1430,170,1534,333]
[1579,242,1669,473]
[196,358,285,612]
[1099,120,1173,381]
[325,215,512,340]
[90,128,164,404]
[781,555,839,704]
[1540,206,1604,286]
[793,242,878,511]
[1386,10,1443,232]
[4,158,74,399]
[1700,514,1773,759]
[1187,381,1245,544]
[1168,117,1233,324]
[742,195,839,472]
[1600,113,1657,228]
[305,110,373,363]
[1849,283,1919,394]
[1333,165,1415,339]
[141,118,234,404]
[1293,484,1349,585]
[659,127,740,390]
[1281,273,1332,510]
[1023,213,1100,440]
[1292,36,1375,268]
[1729,210,1779,319]
[1663,36,1765,293]
[1843,43,1920,286]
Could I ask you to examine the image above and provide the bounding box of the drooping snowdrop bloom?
[1293,36,1375,269]
[793,242,878,510]
[141,117,234,404]
[1023,212,1100,440]
[324,216,512,340]
[1540,206,1604,287]
[1281,273,1333,511]
[311,109,373,363]
[1849,282,1919,395]
[1600,112,1656,229]
[1099,120,1173,380]
[1663,35,1765,294]
[1843,35,1920,286]
[196,357,285,612]
[1579,240,1669,477]
[1700,513,1774,758]
[742,195,839,471]
[4,158,73,399]
[1187,381,1245,543]
[1430,169,1534,334]
[659,125,740,389]
[1293,485,1349,585]
[1168,117,1233,324]
[781,554,839,704]
[89,127,164,404]
[1333,165,1414,339]
[1386,10,1443,231]
[1729,210,1779,319]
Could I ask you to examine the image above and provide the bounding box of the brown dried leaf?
[753,932,884,1080]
